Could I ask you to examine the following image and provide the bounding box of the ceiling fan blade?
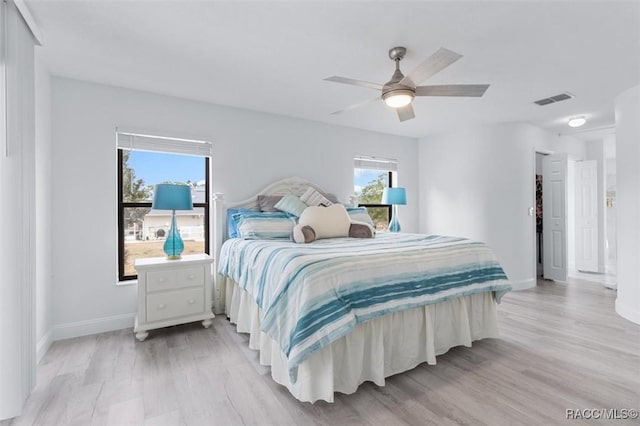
[396,104,415,122]
[415,84,490,97]
[400,48,463,87]
[324,76,383,91]
[330,97,380,115]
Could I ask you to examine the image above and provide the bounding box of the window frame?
[357,170,393,225]
[117,149,210,282]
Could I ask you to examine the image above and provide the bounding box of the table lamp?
[152,184,193,259]
[381,187,407,233]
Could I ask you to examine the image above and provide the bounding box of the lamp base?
[163,211,184,259]
[388,216,401,232]
[389,205,401,233]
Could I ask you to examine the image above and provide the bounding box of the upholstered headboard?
[211,176,338,312]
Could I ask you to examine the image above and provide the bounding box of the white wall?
[50,77,419,339]
[615,85,640,324]
[417,123,584,290]
[34,49,52,362]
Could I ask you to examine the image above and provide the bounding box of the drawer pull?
[158,278,166,283]
[187,299,196,304]
[157,304,166,310]
[187,274,195,280]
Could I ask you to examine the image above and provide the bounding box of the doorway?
[604,135,617,288]
[605,156,617,286]
[568,136,617,288]
[535,152,545,277]
[533,150,569,282]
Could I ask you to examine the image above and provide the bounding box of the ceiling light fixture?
[382,89,414,108]
[568,116,586,128]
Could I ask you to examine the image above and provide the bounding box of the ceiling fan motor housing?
[383,70,415,93]
[383,73,415,98]
[383,50,415,105]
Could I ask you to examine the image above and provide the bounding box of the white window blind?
[117,130,213,157]
[354,156,398,172]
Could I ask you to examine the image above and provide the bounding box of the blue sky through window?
[128,151,204,187]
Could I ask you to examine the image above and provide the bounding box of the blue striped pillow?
[227,208,255,238]
[346,207,375,228]
[232,211,297,240]
[274,194,308,217]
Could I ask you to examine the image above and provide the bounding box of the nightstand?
[133,253,214,341]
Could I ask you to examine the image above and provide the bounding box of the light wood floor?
[6,278,640,426]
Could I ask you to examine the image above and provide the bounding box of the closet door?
[542,153,568,281]
[575,160,599,272]
[0,0,36,420]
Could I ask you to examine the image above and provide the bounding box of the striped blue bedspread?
[218,233,511,382]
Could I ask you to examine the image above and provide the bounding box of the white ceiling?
[26,0,640,139]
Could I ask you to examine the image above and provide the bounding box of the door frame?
[532,149,554,282]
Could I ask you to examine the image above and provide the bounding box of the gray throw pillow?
[257,195,283,212]
[349,221,375,238]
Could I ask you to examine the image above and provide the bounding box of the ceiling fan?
[325,46,489,122]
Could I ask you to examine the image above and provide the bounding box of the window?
[117,131,212,281]
[353,156,397,231]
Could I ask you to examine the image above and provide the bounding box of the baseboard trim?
[36,330,53,364]
[52,312,136,341]
[509,278,536,291]
[615,299,640,325]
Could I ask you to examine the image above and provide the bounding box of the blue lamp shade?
[152,184,193,259]
[381,187,407,233]
[152,184,193,211]
[381,187,407,205]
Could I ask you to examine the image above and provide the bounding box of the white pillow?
[298,204,351,239]
[300,187,333,207]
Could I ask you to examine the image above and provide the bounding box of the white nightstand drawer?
[146,270,176,292]
[146,288,204,322]
[147,266,204,292]
[176,267,205,289]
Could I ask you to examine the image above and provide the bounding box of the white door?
[543,153,568,281]
[575,161,599,272]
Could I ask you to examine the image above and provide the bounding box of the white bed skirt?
[223,276,500,403]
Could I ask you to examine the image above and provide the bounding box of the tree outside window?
[354,168,392,231]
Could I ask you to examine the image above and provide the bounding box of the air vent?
[534,92,574,106]
[534,98,555,106]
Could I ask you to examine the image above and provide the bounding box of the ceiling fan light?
[383,90,414,108]
[568,116,586,128]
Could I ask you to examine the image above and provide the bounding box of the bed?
[212,177,511,403]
